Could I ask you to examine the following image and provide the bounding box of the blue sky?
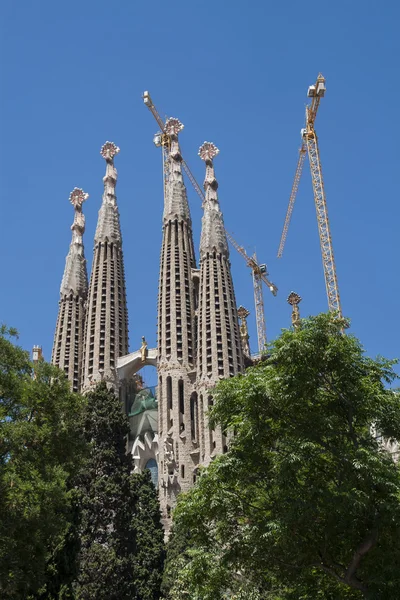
[0,0,399,385]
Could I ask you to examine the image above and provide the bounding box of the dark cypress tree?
[130,470,165,600]
[161,519,191,599]
[74,382,137,600]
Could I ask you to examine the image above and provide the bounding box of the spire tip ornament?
[199,141,219,161]
[165,117,184,136]
[100,141,120,160]
[69,188,88,209]
[287,292,302,330]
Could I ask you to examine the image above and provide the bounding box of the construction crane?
[224,232,277,352]
[143,90,277,352]
[277,74,342,318]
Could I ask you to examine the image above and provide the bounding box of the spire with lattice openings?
[52,188,89,392]
[196,142,244,463]
[82,142,129,391]
[157,118,199,528]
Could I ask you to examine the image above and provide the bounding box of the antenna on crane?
[277,74,342,319]
[143,91,278,353]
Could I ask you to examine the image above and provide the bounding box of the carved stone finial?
[287,292,302,306]
[165,117,184,136]
[100,141,120,160]
[69,188,88,209]
[199,142,219,162]
[237,305,250,321]
[287,292,302,330]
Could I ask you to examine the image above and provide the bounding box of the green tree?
[74,382,164,600]
[167,314,400,600]
[73,382,136,600]
[131,470,165,600]
[0,326,86,599]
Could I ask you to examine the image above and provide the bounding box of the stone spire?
[157,118,199,528]
[198,143,228,258]
[196,143,244,463]
[81,142,129,391]
[52,188,89,392]
[163,118,192,223]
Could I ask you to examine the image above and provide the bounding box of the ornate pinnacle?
[287,292,302,330]
[198,142,219,162]
[69,188,88,240]
[165,117,184,136]
[100,141,120,161]
[69,187,88,209]
[237,305,250,321]
[199,142,219,197]
[287,292,302,306]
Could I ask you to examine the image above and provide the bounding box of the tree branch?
[344,527,378,592]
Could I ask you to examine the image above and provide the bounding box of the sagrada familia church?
[51,118,250,527]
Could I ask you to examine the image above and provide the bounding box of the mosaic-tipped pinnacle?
[165,117,184,136]
[100,141,120,160]
[198,141,219,161]
[69,188,89,208]
[287,291,302,306]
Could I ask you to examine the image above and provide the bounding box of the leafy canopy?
[74,382,164,600]
[167,314,400,600]
[0,325,86,599]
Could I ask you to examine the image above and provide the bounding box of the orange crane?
[277,74,342,317]
[143,91,277,352]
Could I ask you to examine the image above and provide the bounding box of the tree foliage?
[131,470,165,600]
[0,326,86,598]
[166,314,400,599]
[74,382,164,600]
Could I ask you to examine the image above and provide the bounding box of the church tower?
[196,142,244,463]
[82,142,129,391]
[157,118,199,525]
[52,188,89,393]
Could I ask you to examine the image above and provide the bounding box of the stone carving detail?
[69,187,89,208]
[165,117,184,136]
[198,141,219,161]
[163,435,175,469]
[140,336,148,362]
[287,291,302,330]
[100,141,120,160]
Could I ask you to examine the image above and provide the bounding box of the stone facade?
[51,132,244,530]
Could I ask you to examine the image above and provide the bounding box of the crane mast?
[304,108,341,315]
[252,255,267,352]
[277,74,342,318]
[143,91,277,353]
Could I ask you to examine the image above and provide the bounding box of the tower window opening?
[178,380,184,414]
